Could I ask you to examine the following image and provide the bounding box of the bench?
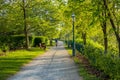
[0,53,6,56]
[39,43,46,50]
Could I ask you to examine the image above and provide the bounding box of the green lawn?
[0,47,45,80]
[65,47,100,80]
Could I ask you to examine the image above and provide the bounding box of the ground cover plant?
[65,39,120,80]
[65,46,100,80]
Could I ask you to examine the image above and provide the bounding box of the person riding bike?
[55,39,58,47]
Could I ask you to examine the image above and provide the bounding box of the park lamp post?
[72,13,75,56]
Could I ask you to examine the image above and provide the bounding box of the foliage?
[65,46,100,80]
[0,35,33,51]
[1,0,120,79]
[9,35,33,50]
[0,35,50,51]
[75,39,84,53]
[0,35,11,51]
[33,36,48,47]
[63,0,120,79]
[0,0,61,49]
[74,39,120,79]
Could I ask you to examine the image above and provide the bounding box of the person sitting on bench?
[39,43,46,50]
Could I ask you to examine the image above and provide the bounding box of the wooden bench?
[39,43,46,50]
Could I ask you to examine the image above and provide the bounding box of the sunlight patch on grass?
[0,47,45,80]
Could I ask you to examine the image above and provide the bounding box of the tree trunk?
[23,0,29,49]
[109,16,120,57]
[103,0,120,57]
[102,22,108,54]
[119,38,120,57]
[82,32,86,45]
[102,0,108,54]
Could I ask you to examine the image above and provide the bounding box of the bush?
[75,39,84,54]
[0,35,50,50]
[0,35,11,51]
[0,35,33,50]
[9,35,33,50]
[33,36,48,47]
[75,38,120,79]
[65,40,78,48]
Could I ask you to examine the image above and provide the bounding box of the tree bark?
[23,0,29,49]
[102,21,108,54]
[103,0,120,57]
[102,0,108,54]
[109,15,120,57]
[82,32,86,45]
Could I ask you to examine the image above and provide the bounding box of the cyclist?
[55,39,58,47]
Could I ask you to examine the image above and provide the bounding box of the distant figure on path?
[55,39,58,47]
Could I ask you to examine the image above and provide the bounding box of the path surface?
[8,41,83,80]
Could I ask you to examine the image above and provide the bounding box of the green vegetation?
[0,0,61,50]
[0,48,45,80]
[79,66,100,80]
[65,47,100,80]
[65,39,120,79]
[0,35,50,52]
[62,0,120,79]
[33,36,48,47]
[0,0,120,79]
[76,39,120,79]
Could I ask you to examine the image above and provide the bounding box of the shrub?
[75,39,84,53]
[9,35,33,50]
[33,36,48,47]
[74,38,120,79]
[0,35,33,50]
[0,35,11,51]
[65,40,76,48]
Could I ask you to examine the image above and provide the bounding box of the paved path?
[8,41,83,80]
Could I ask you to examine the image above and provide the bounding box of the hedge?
[9,35,33,50]
[0,35,49,51]
[33,36,48,47]
[66,39,120,79]
[0,35,11,51]
[0,35,33,50]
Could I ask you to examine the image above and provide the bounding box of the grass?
[65,46,100,80]
[0,47,45,80]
